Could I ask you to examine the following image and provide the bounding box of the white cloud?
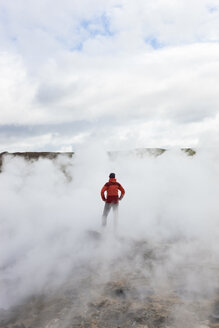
[0,0,219,149]
[0,44,219,142]
[1,0,219,57]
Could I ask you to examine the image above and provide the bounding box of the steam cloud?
[1,148,219,313]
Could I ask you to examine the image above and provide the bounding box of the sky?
[0,0,219,151]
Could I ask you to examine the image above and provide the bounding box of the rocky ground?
[0,233,218,328]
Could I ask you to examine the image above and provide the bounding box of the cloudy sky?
[0,0,219,152]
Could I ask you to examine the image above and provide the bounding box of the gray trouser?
[102,202,118,228]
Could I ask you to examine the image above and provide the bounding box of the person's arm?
[118,184,125,200]
[101,185,107,201]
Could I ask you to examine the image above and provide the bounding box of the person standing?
[101,173,125,229]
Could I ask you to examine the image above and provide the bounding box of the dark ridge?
[2,151,74,160]
[0,152,74,172]
[0,148,196,172]
[108,148,196,160]
[181,148,196,156]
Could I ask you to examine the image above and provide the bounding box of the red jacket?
[101,178,125,203]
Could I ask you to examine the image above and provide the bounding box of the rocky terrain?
[0,152,73,173]
[0,148,196,172]
[1,233,218,328]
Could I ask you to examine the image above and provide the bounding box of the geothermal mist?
[0,149,219,311]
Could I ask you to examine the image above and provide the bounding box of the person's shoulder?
[118,182,125,189]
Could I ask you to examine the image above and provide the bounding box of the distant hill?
[108,148,196,159]
[0,148,196,172]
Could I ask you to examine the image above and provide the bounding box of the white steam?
[0,148,219,310]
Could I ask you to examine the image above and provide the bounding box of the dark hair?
[109,173,115,178]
